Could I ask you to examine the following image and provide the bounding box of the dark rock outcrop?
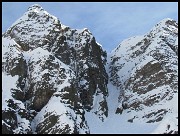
[2,4,178,134]
[109,18,178,133]
[2,4,108,134]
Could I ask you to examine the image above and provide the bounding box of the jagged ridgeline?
[109,18,178,134]
[2,4,178,134]
[2,4,108,134]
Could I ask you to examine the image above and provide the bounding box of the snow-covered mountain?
[2,4,178,134]
[109,18,178,134]
[2,4,108,134]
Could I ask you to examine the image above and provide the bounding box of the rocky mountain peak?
[2,4,178,134]
[2,4,108,134]
[3,4,60,51]
[109,18,178,134]
[27,4,44,12]
[148,18,178,38]
[153,18,178,30]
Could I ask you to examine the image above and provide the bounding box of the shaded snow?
[31,97,75,134]
[85,82,159,134]
[2,73,19,110]
[2,4,178,134]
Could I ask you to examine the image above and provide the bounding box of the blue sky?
[2,2,178,52]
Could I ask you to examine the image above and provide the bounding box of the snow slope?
[84,18,178,134]
[85,82,160,134]
[2,4,178,134]
[2,4,107,134]
[108,18,178,134]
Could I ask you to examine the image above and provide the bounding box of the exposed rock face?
[2,4,178,134]
[109,18,178,133]
[49,26,108,117]
[2,4,108,134]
